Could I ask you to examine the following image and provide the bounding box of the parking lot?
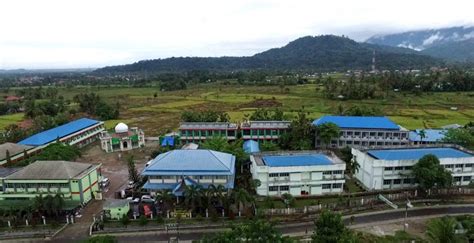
[77,141,159,199]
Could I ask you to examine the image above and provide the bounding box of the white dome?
[115,122,129,133]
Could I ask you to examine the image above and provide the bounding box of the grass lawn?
[0,113,25,130]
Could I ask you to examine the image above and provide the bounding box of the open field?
[1,84,473,135]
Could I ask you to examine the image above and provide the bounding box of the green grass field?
[0,113,25,130]
[1,84,473,135]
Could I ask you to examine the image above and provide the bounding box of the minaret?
[371,50,376,72]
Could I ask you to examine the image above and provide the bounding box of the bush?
[83,235,118,243]
[155,215,164,224]
[138,215,148,226]
[120,214,130,227]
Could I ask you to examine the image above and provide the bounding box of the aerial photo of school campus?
[1,1,474,242]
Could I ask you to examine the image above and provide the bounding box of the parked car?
[126,197,140,203]
[100,177,110,187]
[141,195,154,203]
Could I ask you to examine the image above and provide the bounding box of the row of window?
[150,175,227,180]
[322,140,409,147]
[268,183,343,191]
[454,176,472,182]
[383,178,416,185]
[180,130,236,137]
[4,183,70,189]
[338,131,408,138]
[445,164,473,169]
[384,166,412,172]
[242,129,285,136]
[269,173,290,177]
[322,170,343,175]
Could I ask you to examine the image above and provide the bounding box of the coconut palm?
[184,185,203,212]
[426,216,460,243]
[33,194,45,216]
[418,129,426,143]
[52,193,65,217]
[232,188,252,214]
[156,190,174,212]
[349,158,360,178]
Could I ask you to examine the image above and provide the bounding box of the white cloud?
[0,0,473,68]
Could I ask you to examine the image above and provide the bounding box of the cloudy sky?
[0,0,473,69]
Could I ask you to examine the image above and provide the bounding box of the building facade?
[100,123,145,153]
[179,122,237,144]
[313,116,409,148]
[0,160,101,206]
[142,149,235,196]
[353,146,474,190]
[250,151,346,196]
[240,121,290,142]
[18,118,105,149]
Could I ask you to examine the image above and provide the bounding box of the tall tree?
[412,154,452,191]
[127,156,140,184]
[317,122,340,148]
[312,210,355,243]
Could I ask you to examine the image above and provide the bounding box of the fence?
[260,187,474,216]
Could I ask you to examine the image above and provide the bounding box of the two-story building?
[18,118,105,149]
[313,116,409,148]
[352,146,474,190]
[142,149,235,196]
[178,122,238,144]
[250,151,346,196]
[240,121,290,142]
[0,160,101,206]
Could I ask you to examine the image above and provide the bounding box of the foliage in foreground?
[412,154,452,191]
[201,220,293,243]
[83,235,117,243]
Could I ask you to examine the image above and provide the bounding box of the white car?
[126,197,140,203]
[141,195,154,202]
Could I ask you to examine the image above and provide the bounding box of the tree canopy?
[412,154,452,191]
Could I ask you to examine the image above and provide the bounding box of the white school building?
[352,146,474,190]
[250,151,346,197]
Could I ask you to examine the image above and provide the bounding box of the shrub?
[138,215,148,226]
[120,214,130,227]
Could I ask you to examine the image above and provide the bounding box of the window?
[404,166,413,170]
[395,167,403,171]
[322,184,331,189]
[354,132,360,136]
[403,178,412,184]
[463,176,471,182]
[323,171,332,175]
[346,141,353,145]
[377,132,384,137]
[454,177,462,182]
[369,132,376,137]
[354,141,360,145]
[269,186,278,191]
[445,165,454,169]
[347,131,353,136]
[269,173,279,178]
[455,164,463,168]
[384,167,393,171]
[383,180,391,185]
[333,170,343,175]
[332,183,342,188]
[465,164,473,168]
[393,179,401,184]
[279,186,289,191]
[279,173,290,177]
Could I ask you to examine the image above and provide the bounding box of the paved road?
[114,205,474,242]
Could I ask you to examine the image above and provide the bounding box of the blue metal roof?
[243,140,260,154]
[142,149,235,176]
[409,129,446,142]
[312,116,400,130]
[263,154,333,167]
[18,118,100,146]
[368,148,473,161]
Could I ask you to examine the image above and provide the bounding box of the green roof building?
[0,160,101,207]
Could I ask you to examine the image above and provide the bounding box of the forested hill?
[94,35,441,74]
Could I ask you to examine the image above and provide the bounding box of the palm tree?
[281,193,295,208]
[184,185,203,213]
[156,190,174,212]
[33,194,45,216]
[426,216,460,243]
[44,195,54,217]
[349,158,360,178]
[249,179,261,194]
[418,129,426,144]
[232,188,252,214]
[52,193,65,217]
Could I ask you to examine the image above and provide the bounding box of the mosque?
[99,123,145,153]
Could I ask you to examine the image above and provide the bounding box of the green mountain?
[421,39,474,62]
[95,35,441,74]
